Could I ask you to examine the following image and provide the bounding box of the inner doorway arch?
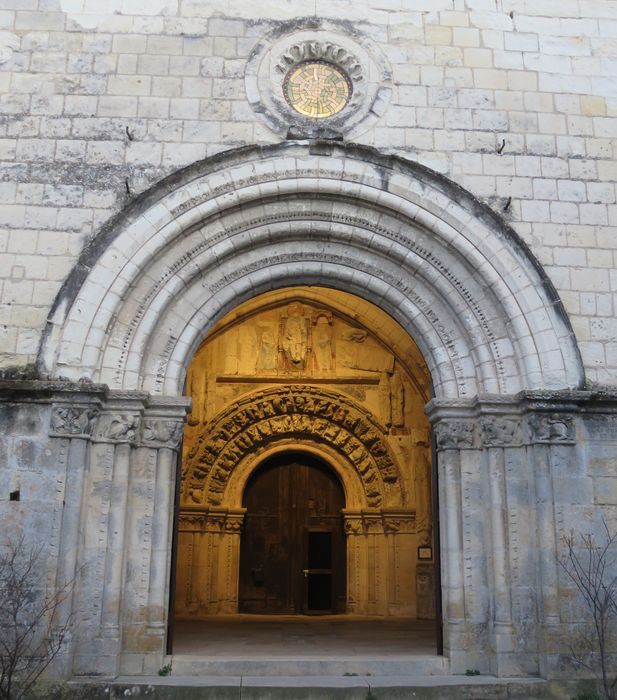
[239,452,346,615]
[175,287,434,622]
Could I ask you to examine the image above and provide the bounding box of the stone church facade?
[1,0,617,685]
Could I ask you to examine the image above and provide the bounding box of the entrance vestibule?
[172,287,438,650]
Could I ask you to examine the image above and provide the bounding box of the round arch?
[183,384,406,511]
[37,141,584,401]
[232,442,360,510]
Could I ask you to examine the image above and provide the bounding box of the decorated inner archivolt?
[183,384,400,507]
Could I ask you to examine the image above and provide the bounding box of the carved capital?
[343,511,415,535]
[179,510,245,534]
[141,419,183,449]
[94,413,140,444]
[363,515,384,533]
[50,405,98,437]
[383,514,415,534]
[480,417,521,447]
[344,516,364,535]
[529,413,576,445]
[178,514,206,531]
[435,420,475,450]
[224,515,244,533]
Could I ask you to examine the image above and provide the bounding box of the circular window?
[283,61,352,119]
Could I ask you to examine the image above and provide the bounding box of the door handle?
[302,569,309,578]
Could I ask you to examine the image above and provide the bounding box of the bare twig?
[560,521,617,700]
[0,537,75,700]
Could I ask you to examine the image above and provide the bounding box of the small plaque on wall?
[418,545,433,561]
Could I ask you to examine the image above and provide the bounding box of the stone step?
[67,674,564,700]
[170,653,450,677]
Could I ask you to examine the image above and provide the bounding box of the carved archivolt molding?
[183,385,401,508]
[275,41,363,81]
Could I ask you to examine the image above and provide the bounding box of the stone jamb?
[425,390,614,677]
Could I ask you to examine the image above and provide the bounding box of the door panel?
[239,453,345,614]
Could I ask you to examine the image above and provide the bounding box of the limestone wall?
[0,0,615,385]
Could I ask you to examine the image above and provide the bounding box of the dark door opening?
[239,452,345,614]
[304,531,333,612]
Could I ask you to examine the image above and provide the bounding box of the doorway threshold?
[171,615,445,676]
[170,653,448,677]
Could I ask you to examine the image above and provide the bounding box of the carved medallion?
[245,21,392,139]
[283,61,351,118]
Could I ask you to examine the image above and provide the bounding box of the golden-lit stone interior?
[175,287,434,619]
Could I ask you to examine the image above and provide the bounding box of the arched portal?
[38,141,582,397]
[37,142,586,677]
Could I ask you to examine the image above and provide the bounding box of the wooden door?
[239,453,345,614]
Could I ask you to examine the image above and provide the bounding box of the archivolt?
[182,385,402,509]
[38,141,584,399]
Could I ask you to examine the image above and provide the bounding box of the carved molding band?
[343,511,416,535]
[434,413,576,450]
[179,510,245,534]
[183,385,401,508]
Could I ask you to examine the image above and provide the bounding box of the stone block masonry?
[0,3,615,383]
[3,8,614,383]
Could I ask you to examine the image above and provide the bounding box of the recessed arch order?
[38,141,583,400]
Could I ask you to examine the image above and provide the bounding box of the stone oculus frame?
[244,19,392,138]
[27,141,615,681]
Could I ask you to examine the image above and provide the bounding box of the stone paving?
[172,615,438,662]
